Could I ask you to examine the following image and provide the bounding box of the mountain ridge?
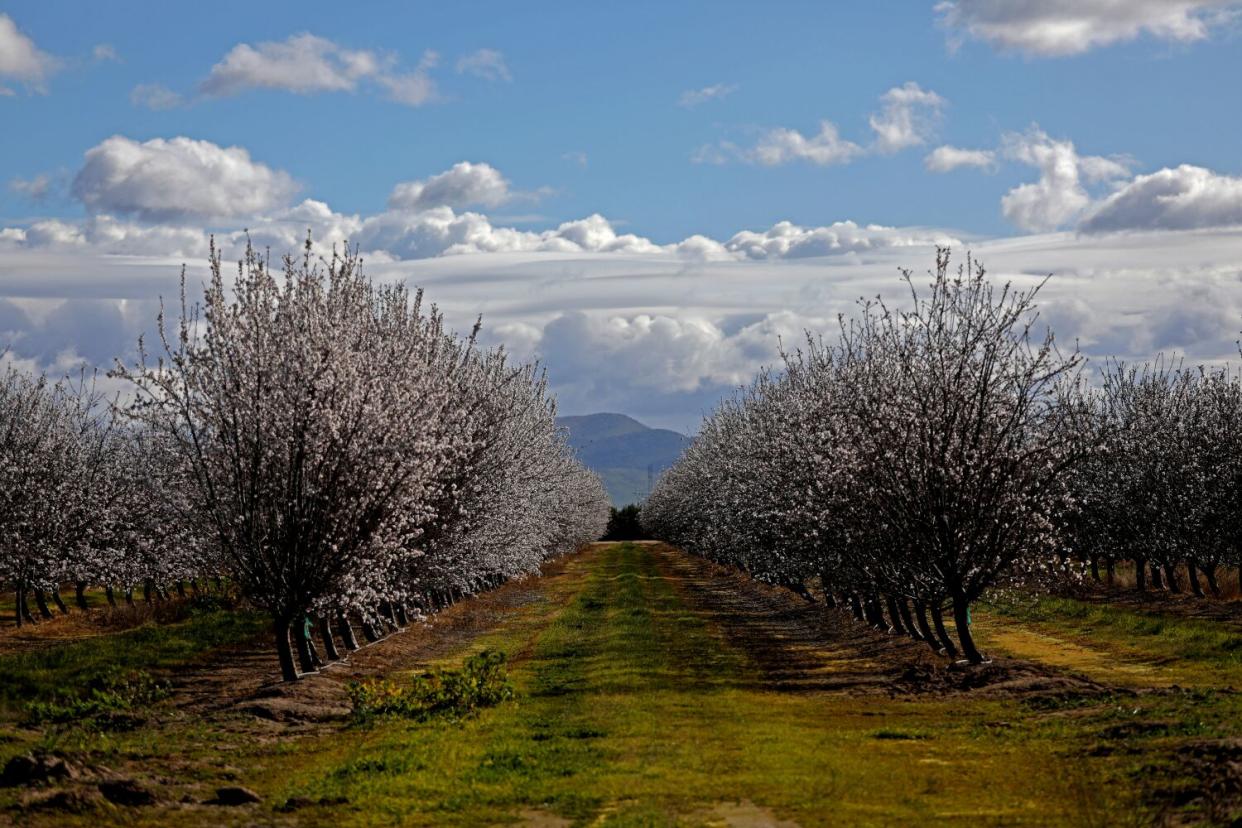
[557,413,690,507]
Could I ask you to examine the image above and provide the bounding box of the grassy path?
[252,544,1156,825]
[7,542,1242,826]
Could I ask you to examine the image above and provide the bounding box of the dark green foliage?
[349,650,515,722]
[602,505,645,540]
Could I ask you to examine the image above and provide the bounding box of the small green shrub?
[24,668,171,727]
[349,650,515,723]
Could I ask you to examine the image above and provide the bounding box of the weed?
[349,649,515,722]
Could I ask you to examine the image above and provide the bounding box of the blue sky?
[3,1,1242,429]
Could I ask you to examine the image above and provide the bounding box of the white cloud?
[199,34,437,106]
[696,82,944,166]
[936,0,1241,56]
[377,50,438,106]
[1000,127,1130,232]
[455,48,511,82]
[71,136,298,223]
[1081,164,1242,233]
[723,220,957,259]
[924,145,997,172]
[200,33,382,96]
[7,220,1242,431]
[678,83,738,108]
[868,82,945,153]
[751,121,863,166]
[92,44,119,63]
[562,151,588,168]
[0,13,59,94]
[8,173,53,201]
[388,161,515,211]
[130,83,183,110]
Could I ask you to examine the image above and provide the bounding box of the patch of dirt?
[1146,738,1242,825]
[688,800,802,827]
[652,544,1109,700]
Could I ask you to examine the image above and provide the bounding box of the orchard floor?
[1,542,1241,826]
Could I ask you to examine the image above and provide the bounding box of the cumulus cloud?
[455,48,511,82]
[1000,127,1130,232]
[8,173,54,201]
[130,83,183,110]
[200,33,382,96]
[0,13,59,94]
[936,0,1241,56]
[750,121,864,166]
[722,220,957,259]
[924,145,997,172]
[697,82,944,166]
[388,162,516,212]
[868,82,945,153]
[70,135,298,223]
[198,33,437,106]
[678,83,738,108]
[1081,164,1242,233]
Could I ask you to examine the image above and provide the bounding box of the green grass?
[3,544,1241,825]
[0,606,266,720]
[248,544,1169,826]
[975,593,1242,688]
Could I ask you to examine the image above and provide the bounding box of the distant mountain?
[557,413,691,507]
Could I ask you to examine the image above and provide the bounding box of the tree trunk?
[336,612,360,651]
[884,595,907,635]
[864,593,886,629]
[1089,557,1101,582]
[1105,558,1116,585]
[1203,564,1222,598]
[913,600,940,653]
[360,618,380,643]
[395,603,409,626]
[952,593,984,664]
[14,583,23,628]
[1149,562,1163,590]
[124,588,135,607]
[33,589,53,619]
[1163,563,1180,593]
[293,616,319,674]
[50,587,69,615]
[896,597,922,641]
[930,603,958,658]
[317,616,340,662]
[175,580,187,599]
[104,586,117,607]
[274,616,298,682]
[75,581,89,610]
[847,592,864,621]
[142,580,153,604]
[1187,561,1205,598]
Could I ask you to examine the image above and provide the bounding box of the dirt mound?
[889,657,1111,700]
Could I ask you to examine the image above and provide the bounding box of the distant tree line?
[602,505,646,541]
